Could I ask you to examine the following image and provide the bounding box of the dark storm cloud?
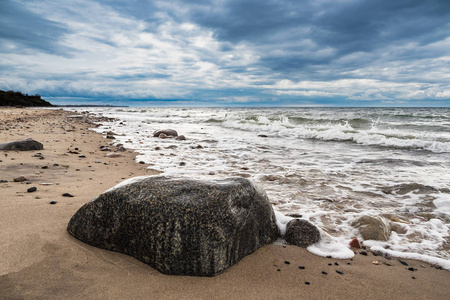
[184,0,450,75]
[0,1,69,54]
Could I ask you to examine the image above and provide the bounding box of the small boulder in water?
[153,129,178,137]
[284,219,321,247]
[351,215,391,241]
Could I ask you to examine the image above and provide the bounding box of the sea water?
[68,107,450,266]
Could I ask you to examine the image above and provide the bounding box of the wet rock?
[258,134,268,138]
[106,135,115,139]
[27,187,37,193]
[67,176,279,276]
[153,129,178,137]
[349,238,361,248]
[0,138,43,151]
[351,215,392,241]
[116,146,126,152]
[14,176,27,182]
[284,219,321,247]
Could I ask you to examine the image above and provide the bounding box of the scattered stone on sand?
[158,133,168,139]
[153,129,178,137]
[336,270,344,275]
[176,135,186,141]
[284,219,321,247]
[349,238,361,248]
[139,161,145,164]
[0,179,8,183]
[351,215,392,241]
[106,135,115,139]
[0,138,43,151]
[100,146,112,151]
[49,200,57,204]
[106,153,123,158]
[67,176,279,276]
[14,176,27,182]
[258,134,268,138]
[27,187,37,193]
[398,259,409,266]
[63,193,74,197]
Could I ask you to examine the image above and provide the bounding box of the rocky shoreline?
[1,107,449,299]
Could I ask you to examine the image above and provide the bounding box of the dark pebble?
[398,259,408,266]
[412,277,416,279]
[179,162,186,166]
[336,270,344,275]
[334,262,339,266]
[299,266,305,269]
[139,161,145,164]
[277,269,281,272]
[53,163,59,166]
[408,267,415,271]
[285,261,290,265]
[79,155,86,158]
[49,200,57,204]
[42,166,48,169]
[328,263,332,266]
[322,271,328,275]
[0,180,7,183]
[39,157,45,160]
[360,251,368,256]
[347,262,351,265]
[62,193,74,197]
[305,281,310,285]
[27,187,37,193]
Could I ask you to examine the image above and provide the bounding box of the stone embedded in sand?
[153,129,178,137]
[283,219,321,247]
[0,138,43,151]
[176,135,186,141]
[351,215,392,241]
[13,176,27,182]
[67,176,279,276]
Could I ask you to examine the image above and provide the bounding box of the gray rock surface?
[0,138,43,151]
[351,215,392,241]
[284,219,321,247]
[67,176,279,276]
[153,129,178,137]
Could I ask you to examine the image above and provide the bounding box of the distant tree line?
[0,90,53,107]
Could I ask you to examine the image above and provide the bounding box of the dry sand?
[0,107,449,300]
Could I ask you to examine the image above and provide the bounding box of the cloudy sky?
[1,0,450,106]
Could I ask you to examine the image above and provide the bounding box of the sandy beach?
[1,108,449,300]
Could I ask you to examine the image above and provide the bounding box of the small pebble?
[412,277,416,279]
[322,271,328,275]
[360,251,368,256]
[336,270,344,275]
[305,281,310,285]
[398,259,408,266]
[328,263,332,266]
[62,193,74,197]
[408,267,415,271]
[27,187,37,193]
[334,262,339,266]
[49,200,57,205]
[277,269,281,272]
[299,266,305,269]
[284,261,290,265]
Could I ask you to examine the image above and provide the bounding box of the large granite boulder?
[284,219,321,247]
[67,176,279,276]
[0,138,43,151]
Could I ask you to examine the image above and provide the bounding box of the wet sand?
[0,108,449,300]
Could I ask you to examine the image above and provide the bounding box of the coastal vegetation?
[0,90,53,107]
